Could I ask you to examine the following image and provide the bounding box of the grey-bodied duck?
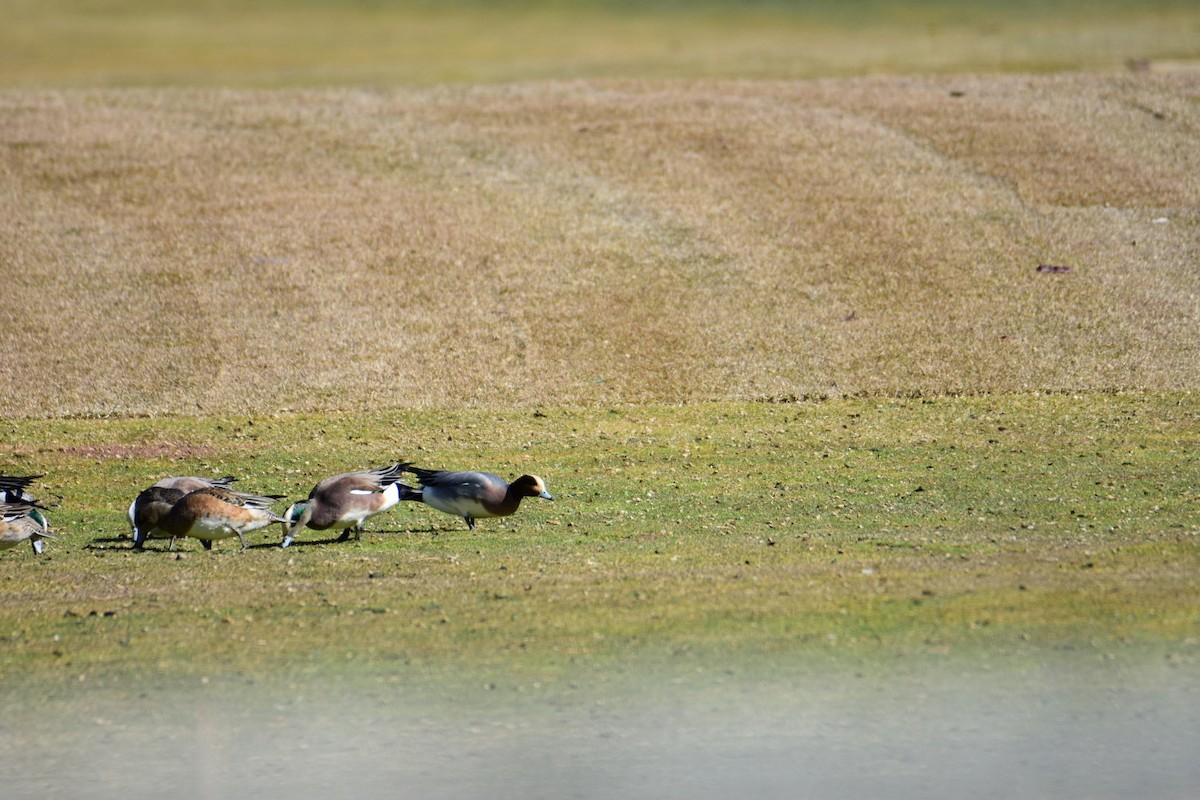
[398,464,553,530]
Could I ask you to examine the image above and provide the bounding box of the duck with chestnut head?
[397,464,553,530]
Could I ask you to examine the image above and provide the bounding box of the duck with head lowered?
[0,475,56,554]
[129,475,238,549]
[0,502,57,555]
[144,486,287,552]
[281,462,407,548]
[397,463,553,531]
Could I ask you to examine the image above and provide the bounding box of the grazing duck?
[146,486,286,552]
[128,475,236,548]
[398,464,553,530]
[1,476,55,554]
[0,502,58,555]
[282,462,406,548]
[129,486,188,549]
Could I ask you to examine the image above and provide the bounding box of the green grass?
[3,0,1198,87]
[3,392,1196,708]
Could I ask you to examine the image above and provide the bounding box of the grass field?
[3,391,1198,674]
[4,1,1199,87]
[3,393,1199,797]
[2,2,1199,798]
[3,76,1198,416]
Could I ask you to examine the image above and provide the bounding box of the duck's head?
[284,500,316,532]
[28,509,56,554]
[513,475,553,501]
[284,501,307,524]
[279,501,311,549]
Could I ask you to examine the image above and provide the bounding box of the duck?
[129,486,189,550]
[282,462,406,548]
[128,475,236,548]
[145,486,287,552]
[398,464,553,530]
[1,476,56,554]
[0,502,58,555]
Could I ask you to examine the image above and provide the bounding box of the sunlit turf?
[1,392,1196,707]
[3,0,1197,87]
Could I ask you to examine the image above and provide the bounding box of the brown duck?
[147,486,286,552]
[282,463,406,548]
[129,475,237,548]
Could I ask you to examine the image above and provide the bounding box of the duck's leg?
[464,515,476,531]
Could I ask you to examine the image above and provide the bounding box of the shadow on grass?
[81,526,460,553]
[272,527,447,547]
[87,536,129,547]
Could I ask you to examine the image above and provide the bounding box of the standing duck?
[128,476,237,549]
[282,462,406,548]
[0,502,57,555]
[398,464,553,530]
[146,486,286,552]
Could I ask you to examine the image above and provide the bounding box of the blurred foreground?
[10,651,1198,799]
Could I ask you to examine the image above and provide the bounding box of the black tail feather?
[374,462,410,487]
[0,475,42,491]
[398,464,443,485]
[397,482,423,502]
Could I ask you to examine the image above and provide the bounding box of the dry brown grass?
[2,74,1198,416]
